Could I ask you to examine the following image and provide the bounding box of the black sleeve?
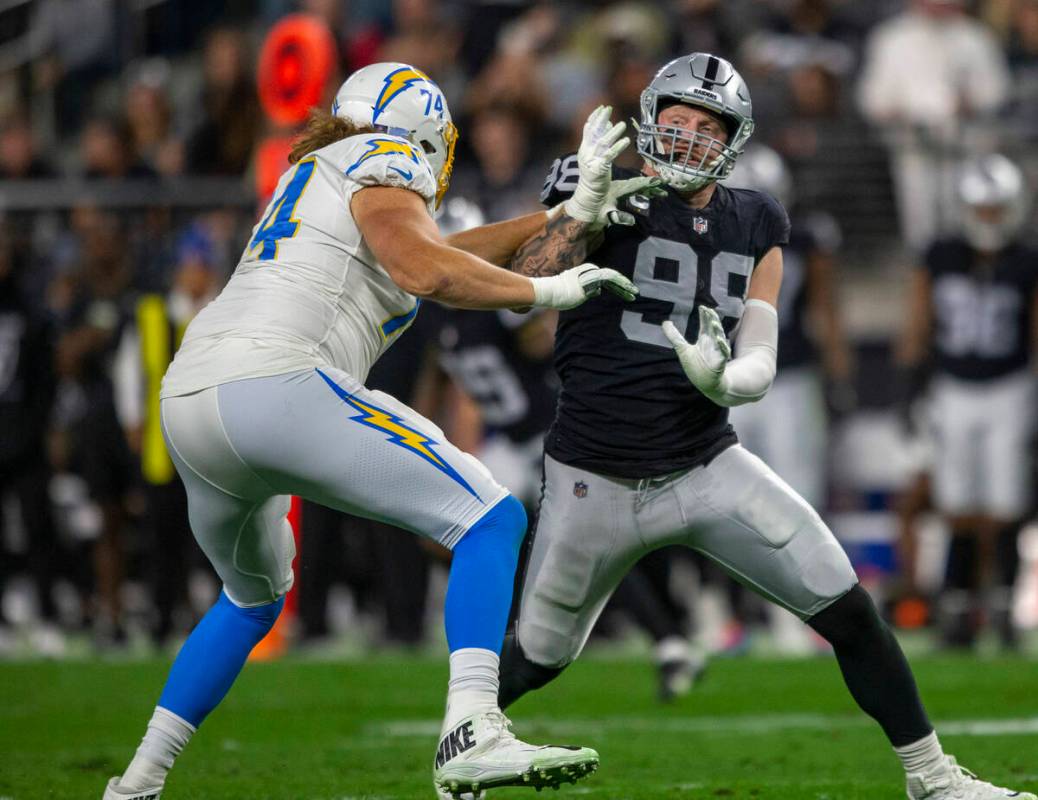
[539,152,580,209]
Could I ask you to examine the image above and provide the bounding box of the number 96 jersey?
[540,154,790,478]
[163,134,437,399]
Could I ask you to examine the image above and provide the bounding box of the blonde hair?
[288,108,376,164]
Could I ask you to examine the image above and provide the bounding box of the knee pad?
[498,631,566,709]
[807,584,882,650]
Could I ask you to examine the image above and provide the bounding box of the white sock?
[444,648,500,729]
[119,707,196,790]
[655,636,690,664]
[895,731,946,776]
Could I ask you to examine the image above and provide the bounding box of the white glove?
[531,263,638,310]
[564,105,630,223]
[597,176,667,228]
[662,306,731,396]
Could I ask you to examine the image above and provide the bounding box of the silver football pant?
[517,445,857,668]
[161,367,507,606]
[928,371,1035,520]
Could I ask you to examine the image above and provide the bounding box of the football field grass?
[3,651,1036,799]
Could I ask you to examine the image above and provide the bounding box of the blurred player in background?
[0,225,61,653]
[899,153,1037,650]
[495,53,1035,800]
[112,225,219,648]
[103,62,643,800]
[725,144,854,652]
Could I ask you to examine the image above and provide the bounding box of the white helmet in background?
[435,196,486,237]
[723,144,793,208]
[958,153,1029,252]
[332,62,458,208]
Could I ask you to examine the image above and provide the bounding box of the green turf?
[2,652,1036,799]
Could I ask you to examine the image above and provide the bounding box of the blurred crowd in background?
[1,0,1037,663]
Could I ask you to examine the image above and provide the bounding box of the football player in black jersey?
[899,153,1037,650]
[487,54,1033,800]
[431,199,703,704]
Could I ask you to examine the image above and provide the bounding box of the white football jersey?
[162,133,437,398]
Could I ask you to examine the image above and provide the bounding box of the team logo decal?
[573,481,588,499]
[317,369,482,502]
[373,66,431,123]
[346,137,422,181]
[693,216,709,235]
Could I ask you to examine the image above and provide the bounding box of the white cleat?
[102,777,162,799]
[907,756,1036,800]
[433,710,598,797]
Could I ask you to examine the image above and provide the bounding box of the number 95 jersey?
[540,154,790,478]
[162,134,437,399]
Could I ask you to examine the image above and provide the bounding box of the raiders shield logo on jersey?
[573,481,588,498]
[693,216,709,234]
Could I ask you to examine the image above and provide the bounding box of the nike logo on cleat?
[435,721,476,768]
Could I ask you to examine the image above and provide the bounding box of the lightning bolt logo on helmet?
[373,66,433,123]
[332,62,458,208]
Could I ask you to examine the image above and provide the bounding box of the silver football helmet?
[332,62,458,208]
[435,196,486,236]
[722,144,792,208]
[958,153,1029,252]
[636,53,754,192]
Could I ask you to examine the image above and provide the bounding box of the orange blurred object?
[258,14,338,126]
[254,136,296,203]
[893,596,930,630]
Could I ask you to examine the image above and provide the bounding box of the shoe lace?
[484,710,517,743]
[925,756,1000,799]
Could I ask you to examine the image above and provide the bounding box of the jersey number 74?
[249,158,317,260]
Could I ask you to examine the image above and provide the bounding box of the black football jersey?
[775,211,841,370]
[925,237,1038,381]
[426,303,559,443]
[540,154,790,478]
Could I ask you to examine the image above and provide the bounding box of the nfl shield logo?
[693,216,709,234]
[573,481,588,498]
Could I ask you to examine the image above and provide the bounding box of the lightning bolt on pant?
[160,367,508,607]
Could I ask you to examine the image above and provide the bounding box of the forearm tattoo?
[508,213,595,278]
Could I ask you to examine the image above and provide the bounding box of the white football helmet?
[723,144,793,208]
[958,153,1029,252]
[636,53,754,193]
[332,62,458,208]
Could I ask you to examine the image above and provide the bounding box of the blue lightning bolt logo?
[373,66,431,123]
[317,370,482,502]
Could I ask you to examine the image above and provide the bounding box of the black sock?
[808,585,932,747]
[941,534,979,646]
[498,632,565,709]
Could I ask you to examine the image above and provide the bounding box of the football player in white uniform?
[102,62,645,800]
